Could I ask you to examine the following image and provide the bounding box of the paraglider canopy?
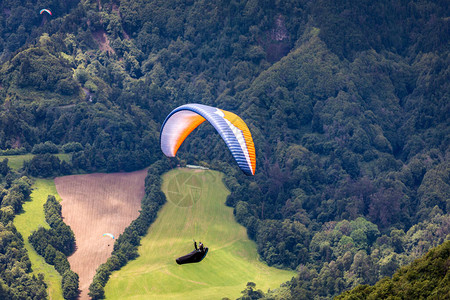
[160,104,256,176]
[103,233,114,239]
[39,9,52,16]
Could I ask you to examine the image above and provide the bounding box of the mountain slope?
[336,240,450,299]
[0,1,448,299]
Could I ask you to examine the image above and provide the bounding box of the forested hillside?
[336,240,449,299]
[0,0,448,299]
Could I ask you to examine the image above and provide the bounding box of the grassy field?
[104,168,295,299]
[0,153,71,170]
[14,179,64,300]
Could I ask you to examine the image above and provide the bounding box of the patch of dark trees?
[29,195,79,300]
[24,153,72,178]
[0,160,48,299]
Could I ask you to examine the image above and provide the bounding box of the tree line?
[0,159,48,299]
[29,195,78,299]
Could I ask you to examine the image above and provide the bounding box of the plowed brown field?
[54,169,148,300]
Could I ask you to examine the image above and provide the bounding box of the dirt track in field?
[55,169,148,300]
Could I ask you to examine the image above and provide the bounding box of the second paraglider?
[39,8,52,16]
[103,233,114,239]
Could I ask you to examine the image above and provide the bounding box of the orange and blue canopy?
[160,104,256,176]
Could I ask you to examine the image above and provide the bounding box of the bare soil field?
[55,169,148,300]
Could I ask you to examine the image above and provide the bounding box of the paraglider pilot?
[176,240,208,265]
[195,241,204,251]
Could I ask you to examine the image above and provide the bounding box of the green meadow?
[14,179,63,300]
[0,153,71,170]
[105,169,295,299]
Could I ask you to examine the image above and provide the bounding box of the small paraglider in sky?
[103,233,115,239]
[160,103,256,176]
[103,233,114,246]
[39,8,52,16]
[39,8,52,25]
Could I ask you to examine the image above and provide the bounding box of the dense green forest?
[0,0,448,299]
[336,240,449,299]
